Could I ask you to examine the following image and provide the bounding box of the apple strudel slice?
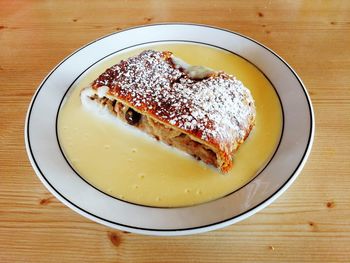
[81,50,256,173]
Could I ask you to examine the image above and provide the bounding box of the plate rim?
[24,23,315,235]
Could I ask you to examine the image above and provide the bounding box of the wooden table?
[1,1,349,262]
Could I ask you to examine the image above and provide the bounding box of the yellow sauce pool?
[58,43,282,207]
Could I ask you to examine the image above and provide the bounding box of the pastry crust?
[81,50,256,173]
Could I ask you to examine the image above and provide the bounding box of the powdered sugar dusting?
[92,50,255,152]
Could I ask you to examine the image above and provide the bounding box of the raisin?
[125,108,141,125]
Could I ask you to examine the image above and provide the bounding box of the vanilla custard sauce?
[58,43,282,207]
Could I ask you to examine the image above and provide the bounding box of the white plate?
[25,24,314,236]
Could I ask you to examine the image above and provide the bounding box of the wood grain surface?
[1,0,349,262]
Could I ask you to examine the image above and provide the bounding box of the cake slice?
[81,50,256,173]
